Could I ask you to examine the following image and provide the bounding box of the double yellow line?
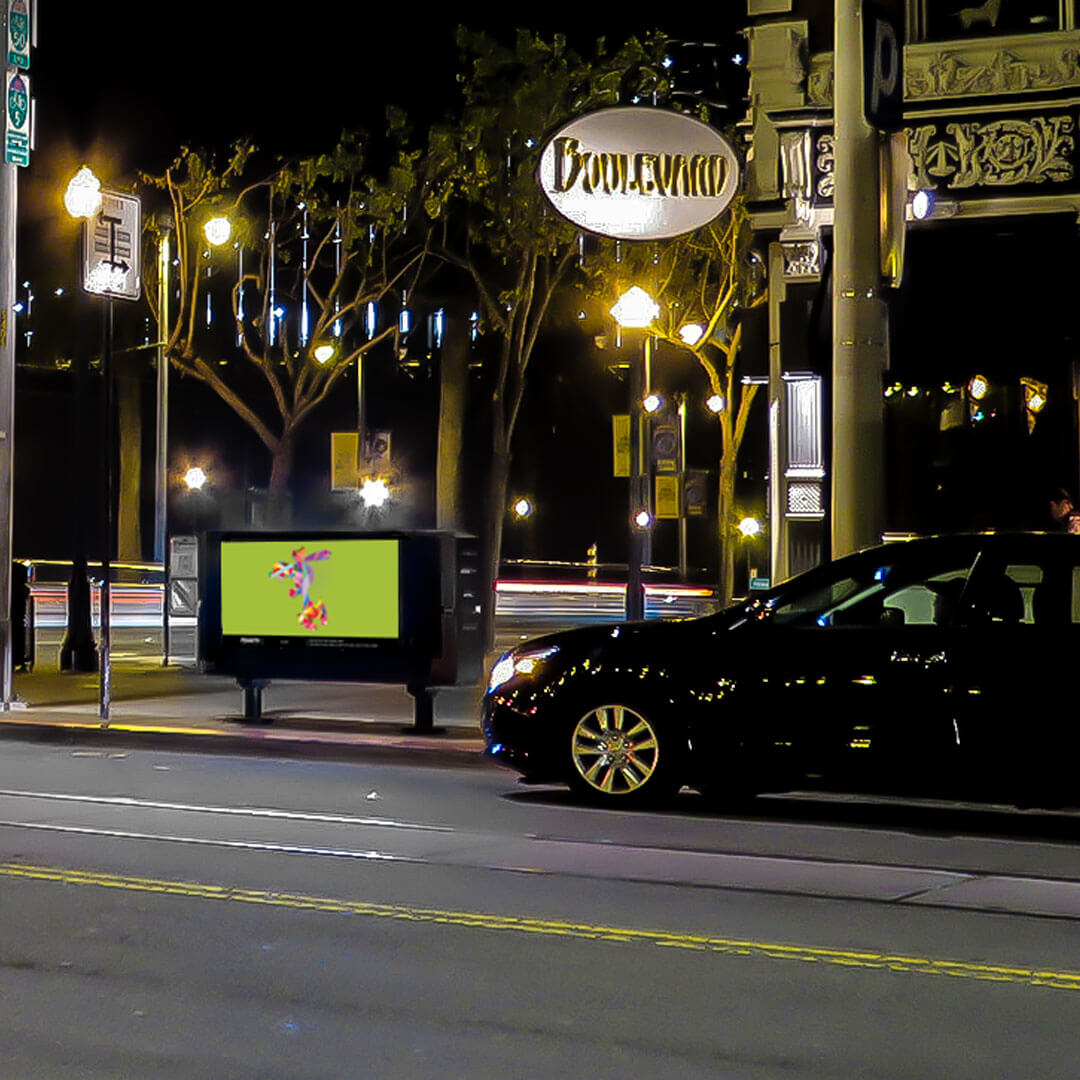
[3,860,1078,992]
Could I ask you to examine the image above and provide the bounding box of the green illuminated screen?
[220,538,399,639]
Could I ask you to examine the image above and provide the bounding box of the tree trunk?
[268,430,294,492]
[479,446,510,655]
[718,459,737,606]
[437,312,469,531]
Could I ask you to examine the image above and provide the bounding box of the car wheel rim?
[572,705,660,795]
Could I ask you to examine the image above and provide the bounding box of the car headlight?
[487,645,560,693]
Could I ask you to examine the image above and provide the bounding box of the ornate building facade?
[744,0,1080,575]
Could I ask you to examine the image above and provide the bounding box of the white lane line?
[0,819,415,861]
[0,789,450,832]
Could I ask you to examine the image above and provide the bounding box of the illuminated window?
[922,0,1060,41]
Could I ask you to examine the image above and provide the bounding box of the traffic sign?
[3,68,28,166]
[82,191,141,301]
[6,0,30,69]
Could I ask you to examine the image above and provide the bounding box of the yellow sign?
[330,432,359,491]
[612,414,630,477]
[655,475,680,519]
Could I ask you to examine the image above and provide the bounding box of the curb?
[0,717,493,769]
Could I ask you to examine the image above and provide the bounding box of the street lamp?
[59,169,103,676]
[183,466,208,491]
[63,166,102,219]
[611,286,658,621]
[203,216,232,247]
[738,516,762,595]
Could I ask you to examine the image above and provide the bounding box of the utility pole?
[0,1,33,704]
[0,154,15,706]
[831,0,896,557]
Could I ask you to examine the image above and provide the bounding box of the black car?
[483,533,1080,808]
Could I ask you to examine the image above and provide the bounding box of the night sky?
[15,5,751,566]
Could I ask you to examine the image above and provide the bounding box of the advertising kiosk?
[199,531,482,730]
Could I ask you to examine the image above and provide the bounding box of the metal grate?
[788,481,823,515]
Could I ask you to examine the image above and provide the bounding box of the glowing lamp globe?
[610,286,659,329]
[184,467,208,491]
[203,216,232,246]
[64,167,102,219]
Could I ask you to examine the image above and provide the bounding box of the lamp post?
[60,168,103,676]
[738,516,761,595]
[64,165,141,721]
[66,165,116,718]
[611,286,659,622]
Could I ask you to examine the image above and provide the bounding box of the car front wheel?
[567,702,680,804]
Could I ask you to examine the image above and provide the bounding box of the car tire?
[565,700,682,806]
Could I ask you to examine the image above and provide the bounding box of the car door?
[943,538,1080,803]
[748,542,981,793]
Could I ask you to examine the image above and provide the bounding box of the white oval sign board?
[537,107,740,241]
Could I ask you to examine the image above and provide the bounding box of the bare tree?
[141,137,429,491]
[583,197,766,604]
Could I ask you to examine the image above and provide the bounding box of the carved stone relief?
[907,114,1076,189]
[781,239,823,279]
[804,32,1080,108]
[814,134,835,199]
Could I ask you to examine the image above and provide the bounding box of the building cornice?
[808,30,1080,108]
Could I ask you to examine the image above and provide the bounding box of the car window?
[770,574,869,626]
[768,549,978,629]
[965,558,1080,627]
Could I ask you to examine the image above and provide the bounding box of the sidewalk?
[1,662,492,767]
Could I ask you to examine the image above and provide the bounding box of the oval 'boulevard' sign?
[537,106,741,241]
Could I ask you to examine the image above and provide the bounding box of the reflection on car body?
[482,533,1080,808]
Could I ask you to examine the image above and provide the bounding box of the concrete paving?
[2,661,492,767]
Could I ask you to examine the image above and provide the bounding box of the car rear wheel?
[567,702,680,805]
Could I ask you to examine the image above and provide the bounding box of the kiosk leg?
[405,684,443,734]
[237,679,271,724]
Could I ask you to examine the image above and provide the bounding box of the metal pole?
[154,230,169,564]
[767,242,790,584]
[627,338,644,621]
[99,298,114,723]
[832,0,889,558]
[0,158,16,707]
[155,231,170,665]
[641,334,654,576]
[677,392,688,581]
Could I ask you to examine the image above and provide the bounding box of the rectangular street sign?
[331,431,359,490]
[3,68,29,166]
[82,190,141,301]
[655,475,680,519]
[612,414,630,477]
[6,0,31,69]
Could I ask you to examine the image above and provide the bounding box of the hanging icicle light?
[235,244,244,347]
[299,203,310,346]
[429,309,445,349]
[333,206,343,337]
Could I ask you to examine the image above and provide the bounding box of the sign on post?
[6,0,30,69]
[3,68,28,166]
[82,191,141,301]
[612,414,630,477]
[863,0,904,132]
